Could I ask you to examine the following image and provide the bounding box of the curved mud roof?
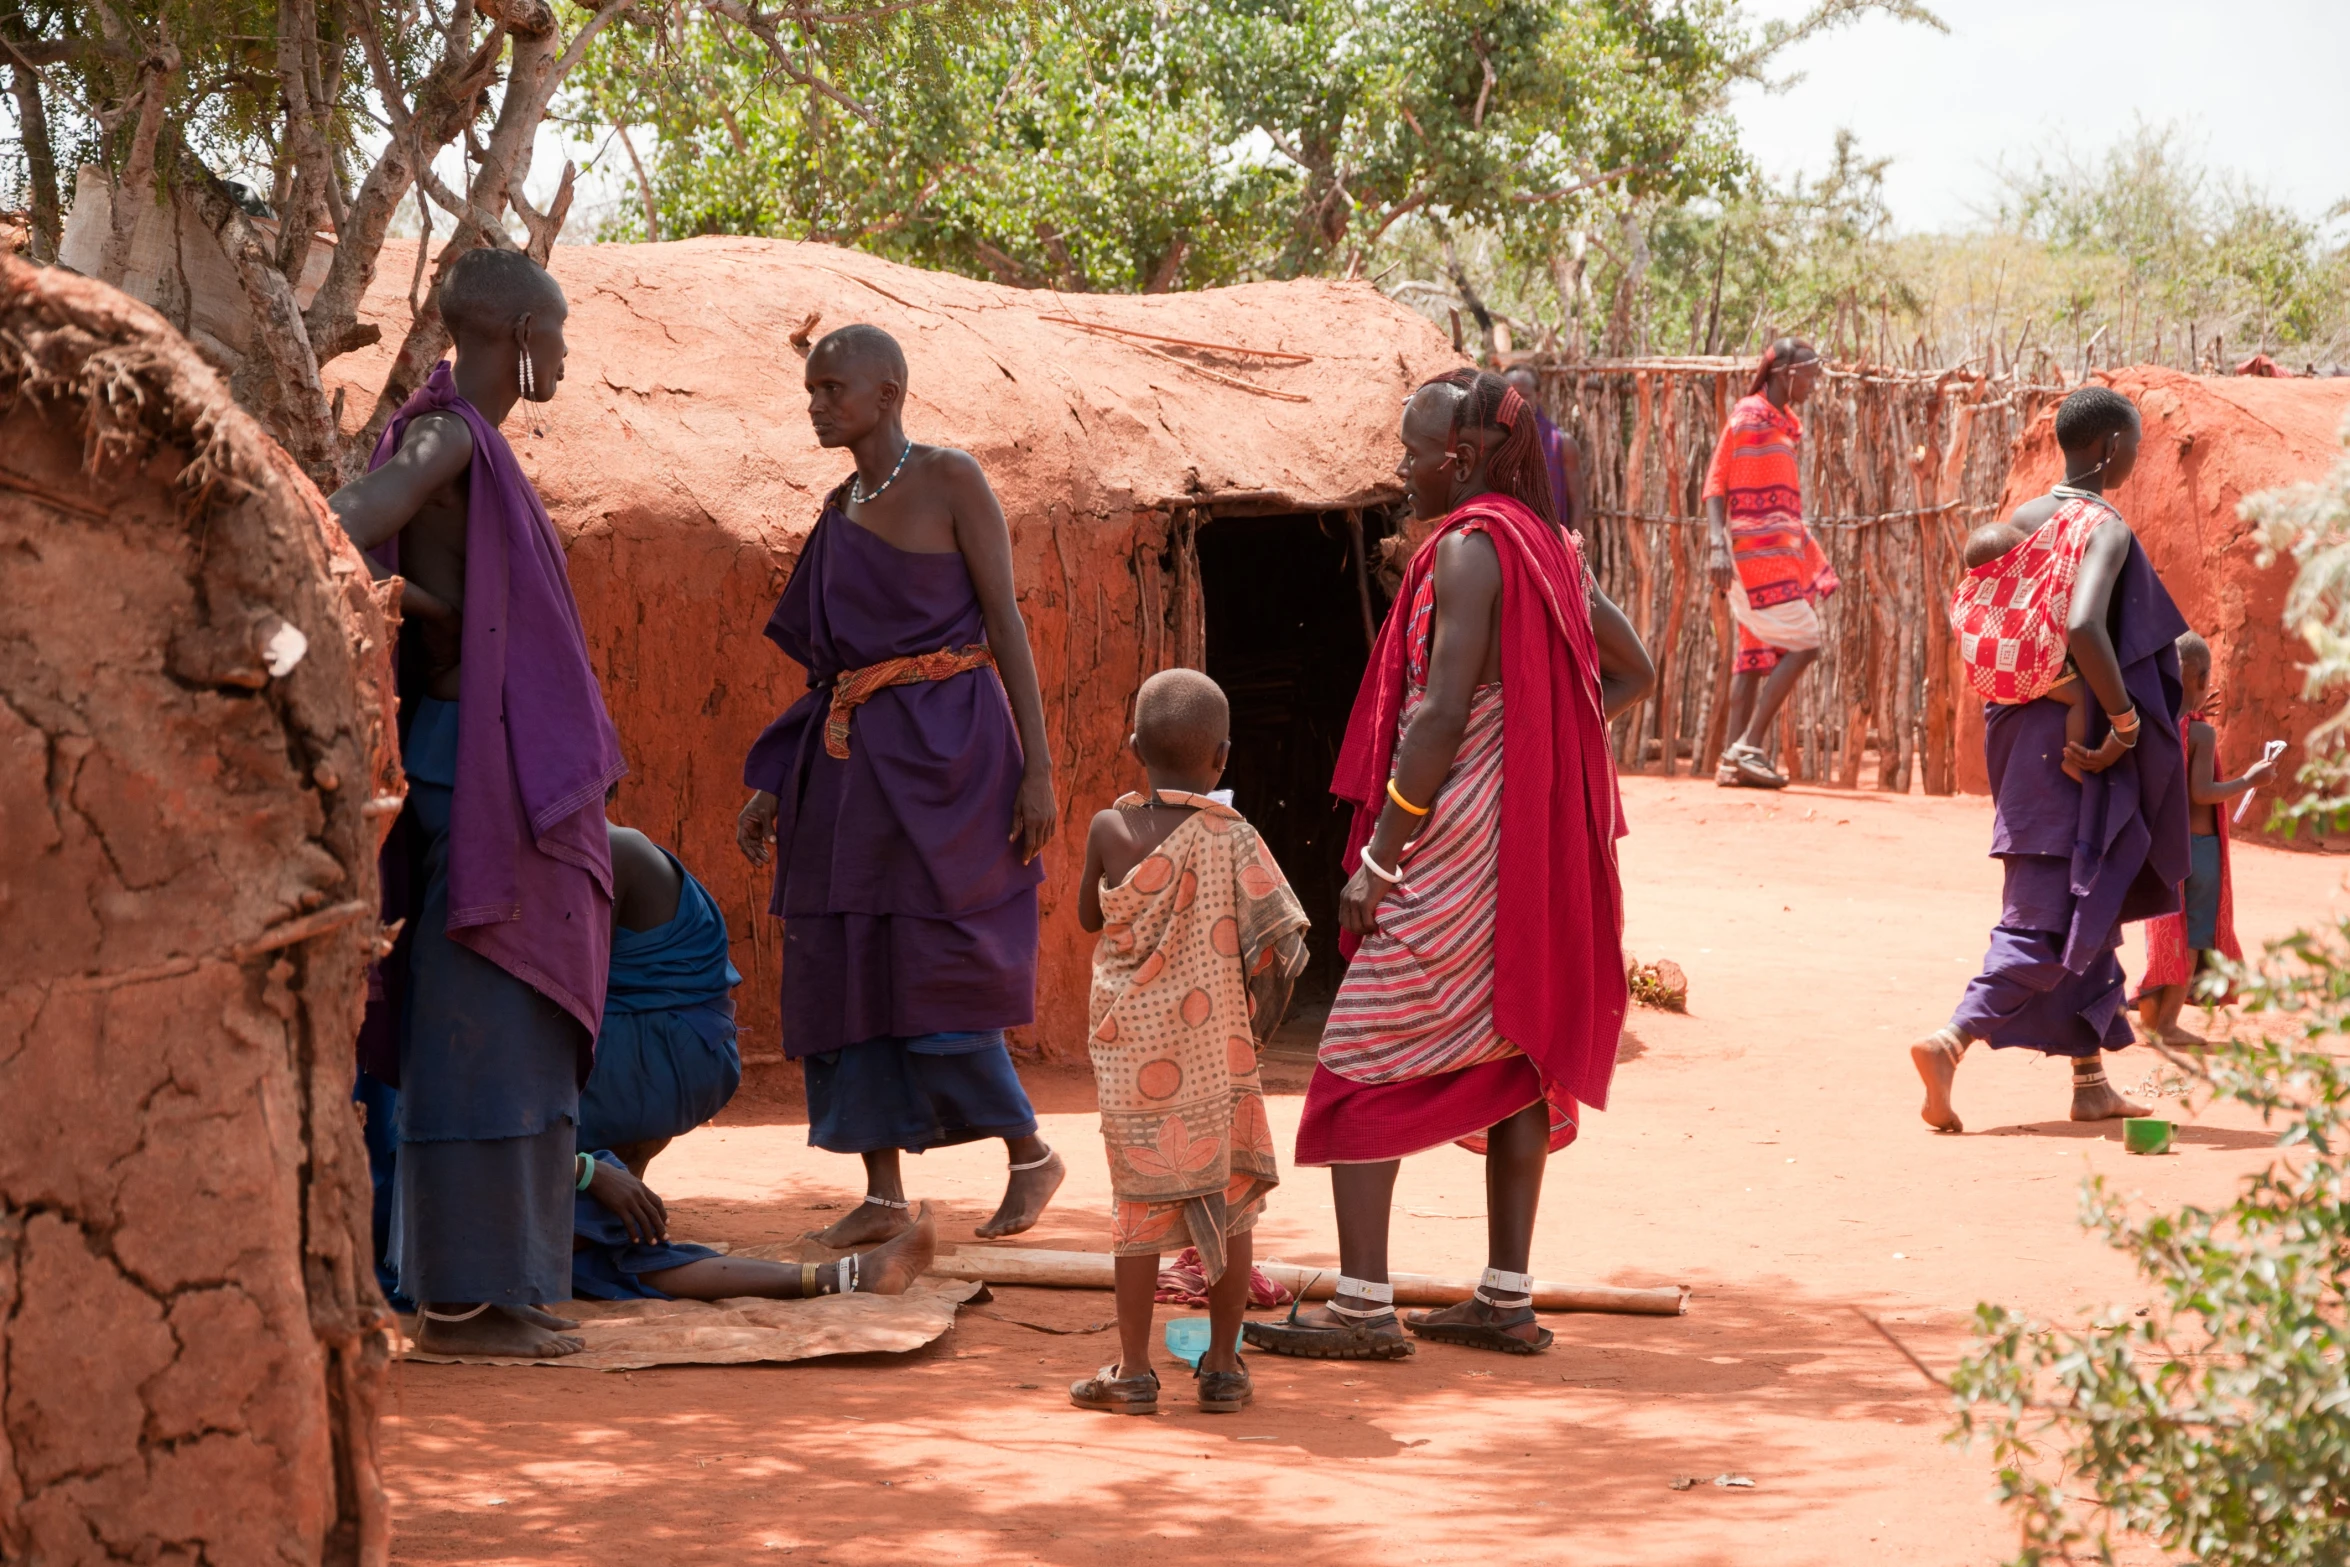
[339,236,1468,546]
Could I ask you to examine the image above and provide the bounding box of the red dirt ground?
[380,776,2346,1566]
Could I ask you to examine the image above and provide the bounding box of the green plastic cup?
[2124,1117,2174,1155]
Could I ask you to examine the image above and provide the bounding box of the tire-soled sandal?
[1068,1364,1160,1414]
[1404,1269,1555,1355]
[1404,1311,1554,1355]
[1195,1355,1253,1413]
[1241,1275,1415,1361]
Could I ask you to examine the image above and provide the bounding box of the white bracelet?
[1358,849,1404,885]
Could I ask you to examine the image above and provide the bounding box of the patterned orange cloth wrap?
[823,643,995,759]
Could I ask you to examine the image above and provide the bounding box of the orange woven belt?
[824,644,995,759]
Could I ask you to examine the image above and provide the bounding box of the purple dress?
[744,498,1043,1153]
[1949,518,2190,1056]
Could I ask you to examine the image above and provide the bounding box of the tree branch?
[97,34,179,286]
[1360,184,1432,251]
[360,0,629,452]
[176,145,342,483]
[273,0,339,282]
[703,0,881,126]
[1469,30,1494,131]
[307,0,500,366]
[1511,164,1654,204]
[615,123,660,242]
[511,160,577,263]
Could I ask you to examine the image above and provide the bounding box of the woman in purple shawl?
[334,250,623,1360]
[1911,386,2190,1134]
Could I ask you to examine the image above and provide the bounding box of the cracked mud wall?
[0,258,398,1565]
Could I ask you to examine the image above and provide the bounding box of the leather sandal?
[1068,1364,1160,1415]
[1195,1355,1253,1413]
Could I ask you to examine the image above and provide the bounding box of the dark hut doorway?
[1196,509,1395,1023]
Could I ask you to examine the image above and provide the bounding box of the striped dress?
[1319,578,1519,1086]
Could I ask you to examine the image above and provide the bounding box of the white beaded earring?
[518,345,536,400]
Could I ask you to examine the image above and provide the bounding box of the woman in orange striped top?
[1702,338,1838,788]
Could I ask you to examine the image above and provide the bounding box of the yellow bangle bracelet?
[1386,778,1431,816]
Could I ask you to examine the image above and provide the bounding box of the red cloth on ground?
[1329,494,1628,1113]
[1152,1247,1293,1308]
[2140,718,2241,1000]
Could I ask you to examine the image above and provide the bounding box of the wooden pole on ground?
[930,1247,1689,1317]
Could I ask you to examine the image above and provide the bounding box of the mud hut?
[329,238,1464,1058]
[0,259,397,1563]
[1976,367,2350,848]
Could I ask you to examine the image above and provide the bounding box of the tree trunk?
[6,61,60,260]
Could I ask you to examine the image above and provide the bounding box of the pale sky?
[1729,0,2350,235]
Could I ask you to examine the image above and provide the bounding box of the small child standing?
[1069,669,1309,1417]
[2137,632,2276,1045]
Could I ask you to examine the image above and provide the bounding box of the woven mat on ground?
[398,1278,979,1370]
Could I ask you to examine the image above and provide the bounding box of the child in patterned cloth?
[1069,669,1309,1417]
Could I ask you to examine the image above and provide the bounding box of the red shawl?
[1331,495,1629,1111]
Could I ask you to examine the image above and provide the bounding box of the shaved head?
[2176,629,2211,681]
[811,323,908,388]
[439,245,565,336]
[1133,668,1229,774]
[2055,384,2139,453]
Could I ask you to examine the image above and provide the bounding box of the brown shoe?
[1724,744,1788,789]
[1195,1356,1253,1413]
[1068,1364,1159,1415]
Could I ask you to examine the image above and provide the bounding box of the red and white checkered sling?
[1948,491,2114,704]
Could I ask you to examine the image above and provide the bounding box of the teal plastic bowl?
[1163,1317,1246,1368]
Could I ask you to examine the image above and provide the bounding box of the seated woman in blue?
[579,824,745,1176]
[572,824,939,1299]
[573,1154,936,1300]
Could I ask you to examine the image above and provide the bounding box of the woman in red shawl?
[1246,371,1653,1362]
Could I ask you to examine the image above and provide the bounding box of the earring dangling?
[518,350,535,401]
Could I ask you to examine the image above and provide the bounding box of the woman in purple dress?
[1912,385,2191,1134]
[739,325,1065,1246]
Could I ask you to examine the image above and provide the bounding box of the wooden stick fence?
[1534,355,2062,793]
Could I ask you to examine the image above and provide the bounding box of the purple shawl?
[371,362,625,1034]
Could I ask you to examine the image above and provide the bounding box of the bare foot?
[414,1304,584,1359]
[2070,1076,2149,1122]
[510,1302,580,1331]
[854,1203,938,1295]
[808,1198,913,1250]
[1909,1033,1963,1134]
[2158,1024,2208,1049]
[975,1149,1065,1239]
